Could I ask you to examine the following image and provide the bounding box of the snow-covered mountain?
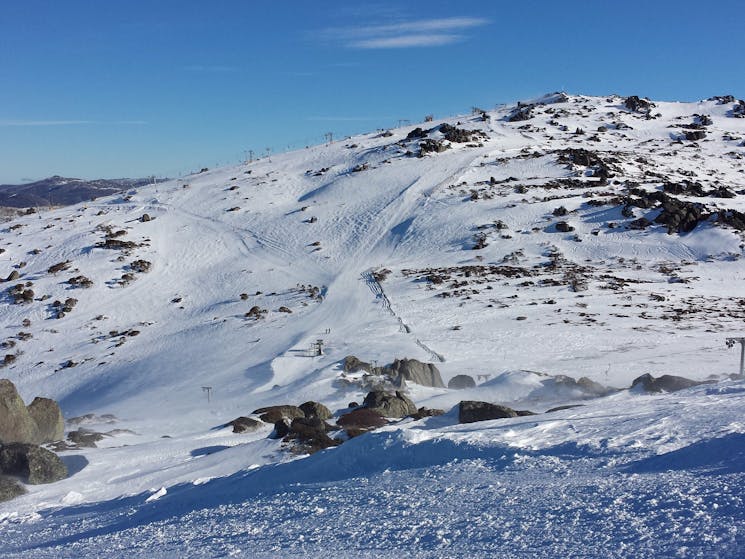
[0,176,157,208]
[1,93,745,557]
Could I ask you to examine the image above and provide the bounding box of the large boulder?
[343,355,373,373]
[336,408,387,430]
[459,401,521,424]
[386,358,444,388]
[0,379,38,444]
[299,401,332,420]
[448,374,476,390]
[285,417,340,453]
[631,373,701,393]
[26,397,64,443]
[252,405,305,424]
[227,416,264,434]
[0,476,26,502]
[0,443,67,484]
[363,390,417,418]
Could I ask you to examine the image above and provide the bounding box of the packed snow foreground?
[1,93,745,557]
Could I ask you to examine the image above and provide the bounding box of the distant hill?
[0,175,158,207]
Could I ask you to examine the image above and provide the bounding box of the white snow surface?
[1,93,745,557]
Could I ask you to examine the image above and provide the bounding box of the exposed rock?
[362,390,417,418]
[336,408,387,430]
[299,401,332,420]
[343,355,372,373]
[684,130,706,141]
[655,196,706,234]
[385,358,444,388]
[555,221,574,233]
[409,407,445,420]
[546,404,585,413]
[285,417,340,453]
[0,379,38,444]
[0,443,67,484]
[272,419,291,439]
[458,401,522,424]
[406,127,427,140]
[508,104,534,122]
[448,374,477,390]
[252,405,305,424]
[0,476,26,502]
[624,95,655,113]
[227,416,264,434]
[26,397,64,443]
[67,429,105,448]
[631,373,703,393]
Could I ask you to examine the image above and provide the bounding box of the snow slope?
[1,93,745,557]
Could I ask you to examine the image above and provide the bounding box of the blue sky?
[1,0,742,183]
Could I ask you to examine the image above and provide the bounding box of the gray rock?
[299,401,333,420]
[363,390,417,418]
[631,373,703,393]
[26,397,64,443]
[252,405,305,424]
[448,374,476,390]
[67,429,105,448]
[385,358,444,388]
[227,416,264,434]
[343,355,373,373]
[0,379,38,444]
[0,476,26,502]
[458,401,519,424]
[0,443,67,484]
[336,408,387,430]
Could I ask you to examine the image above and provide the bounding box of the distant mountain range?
[0,175,159,208]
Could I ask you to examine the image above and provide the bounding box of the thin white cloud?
[321,16,489,49]
[351,34,463,49]
[0,120,147,127]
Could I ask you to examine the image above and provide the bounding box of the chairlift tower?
[725,337,745,376]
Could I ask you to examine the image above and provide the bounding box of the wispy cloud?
[0,120,147,127]
[351,34,462,49]
[321,16,489,49]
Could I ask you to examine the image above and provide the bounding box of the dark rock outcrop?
[631,373,703,393]
[363,391,417,418]
[299,401,332,420]
[252,405,305,424]
[67,429,105,448]
[458,401,522,424]
[227,416,264,434]
[624,96,655,113]
[684,130,706,141]
[0,443,67,484]
[336,408,387,430]
[448,374,477,390]
[285,417,340,453]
